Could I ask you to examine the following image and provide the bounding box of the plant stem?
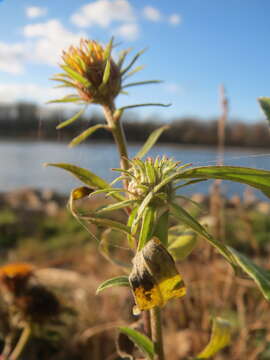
[9,323,31,360]
[103,103,129,175]
[150,307,165,360]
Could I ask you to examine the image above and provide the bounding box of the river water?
[1,140,270,198]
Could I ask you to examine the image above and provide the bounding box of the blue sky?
[0,0,270,122]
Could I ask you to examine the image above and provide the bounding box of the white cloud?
[71,0,135,28]
[164,83,183,94]
[26,6,47,19]
[168,14,181,26]
[0,42,26,74]
[114,23,139,41]
[0,83,67,104]
[23,20,85,66]
[143,6,162,22]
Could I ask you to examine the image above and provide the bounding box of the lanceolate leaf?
[135,125,169,159]
[122,80,162,89]
[96,276,130,294]
[178,166,270,198]
[168,226,197,261]
[196,318,231,359]
[61,65,91,87]
[228,247,270,301]
[69,124,106,147]
[118,327,154,360]
[170,202,236,266]
[45,163,123,202]
[258,97,270,123]
[56,106,86,130]
[170,202,270,301]
[121,48,147,75]
[45,163,108,189]
[119,103,171,112]
[95,199,136,214]
[47,95,81,104]
[81,216,131,235]
[138,206,156,250]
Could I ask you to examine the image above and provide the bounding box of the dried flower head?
[0,263,60,322]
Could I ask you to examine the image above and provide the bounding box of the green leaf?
[178,166,270,198]
[228,247,270,301]
[135,125,169,159]
[119,103,171,112]
[45,163,108,189]
[127,207,138,248]
[170,202,270,300]
[96,275,130,294]
[168,226,197,260]
[56,107,86,130]
[45,163,123,201]
[153,210,169,247]
[138,206,156,250]
[117,48,132,69]
[118,327,154,360]
[170,202,236,266]
[102,58,111,85]
[61,65,91,87]
[103,37,114,61]
[47,95,81,104]
[258,97,270,123]
[123,65,145,79]
[69,124,106,147]
[99,229,131,269]
[81,216,131,235]
[196,318,231,359]
[122,80,162,89]
[121,48,147,75]
[96,199,136,214]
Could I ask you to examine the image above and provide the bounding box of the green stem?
[9,323,31,360]
[103,103,129,176]
[150,307,165,360]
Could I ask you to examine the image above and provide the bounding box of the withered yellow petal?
[129,238,186,310]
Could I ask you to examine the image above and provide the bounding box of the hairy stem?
[103,103,129,176]
[9,323,31,360]
[150,307,165,360]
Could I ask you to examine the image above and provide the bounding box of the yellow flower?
[53,38,121,106]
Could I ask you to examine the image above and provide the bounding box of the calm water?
[1,140,270,198]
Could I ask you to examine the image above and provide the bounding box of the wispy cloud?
[143,6,162,22]
[0,42,26,74]
[71,0,135,28]
[0,83,67,104]
[168,14,182,26]
[164,83,183,94]
[114,23,139,41]
[25,6,47,19]
[23,19,85,66]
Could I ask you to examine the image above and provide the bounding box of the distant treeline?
[1,102,270,148]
